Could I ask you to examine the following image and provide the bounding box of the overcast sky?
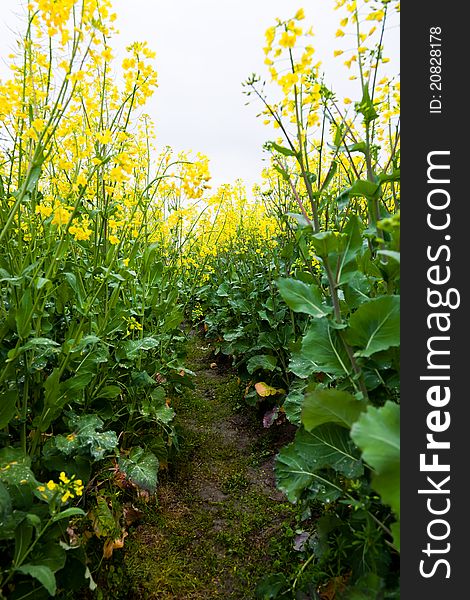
[0,0,399,190]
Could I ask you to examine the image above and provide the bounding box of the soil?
[114,332,299,599]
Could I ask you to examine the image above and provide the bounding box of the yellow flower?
[279,32,296,48]
[294,8,305,20]
[59,472,70,484]
[335,29,345,37]
[367,10,385,21]
[35,203,53,218]
[51,205,71,226]
[102,47,113,61]
[109,234,120,245]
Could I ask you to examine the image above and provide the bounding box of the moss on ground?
[93,333,302,599]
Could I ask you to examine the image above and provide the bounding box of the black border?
[401,2,467,596]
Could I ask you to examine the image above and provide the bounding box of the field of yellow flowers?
[0,1,400,598]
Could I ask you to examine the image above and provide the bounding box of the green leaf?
[29,541,66,573]
[51,507,86,523]
[348,179,380,200]
[277,278,332,318]
[346,295,400,357]
[16,564,56,596]
[275,425,363,502]
[377,250,400,263]
[118,337,160,360]
[295,425,363,479]
[151,404,175,425]
[255,573,289,599]
[94,385,121,399]
[273,163,290,182]
[90,496,119,538]
[320,160,337,191]
[247,354,278,374]
[302,389,366,431]
[269,141,298,158]
[355,84,379,124]
[286,212,311,229]
[288,351,317,379]
[351,402,400,549]
[0,448,38,507]
[0,481,12,523]
[300,318,351,377]
[0,389,17,428]
[118,447,159,493]
[378,168,400,184]
[15,288,33,339]
[351,402,399,476]
[282,384,307,426]
[14,520,33,565]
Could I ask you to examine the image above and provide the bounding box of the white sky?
[0,0,399,190]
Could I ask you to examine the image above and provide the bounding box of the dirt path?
[118,333,298,599]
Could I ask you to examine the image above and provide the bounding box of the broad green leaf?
[161,308,184,332]
[286,212,311,229]
[346,295,400,357]
[277,278,332,318]
[274,441,317,502]
[350,402,399,476]
[275,425,363,502]
[255,573,289,599]
[118,447,159,493]
[94,385,121,399]
[351,402,400,548]
[309,216,363,286]
[36,368,64,432]
[283,384,307,426]
[378,168,400,183]
[309,230,341,257]
[15,288,32,339]
[16,564,56,596]
[0,481,12,522]
[33,277,51,290]
[29,541,66,573]
[14,520,33,565]
[64,272,86,311]
[377,250,400,263]
[0,389,16,428]
[348,179,380,200]
[247,354,278,374]
[302,389,366,431]
[118,337,160,360]
[0,448,38,507]
[152,405,175,424]
[343,272,372,309]
[295,425,363,479]
[45,413,118,461]
[301,318,351,377]
[288,351,317,379]
[90,496,119,538]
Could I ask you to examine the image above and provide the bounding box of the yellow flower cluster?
[37,471,84,504]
